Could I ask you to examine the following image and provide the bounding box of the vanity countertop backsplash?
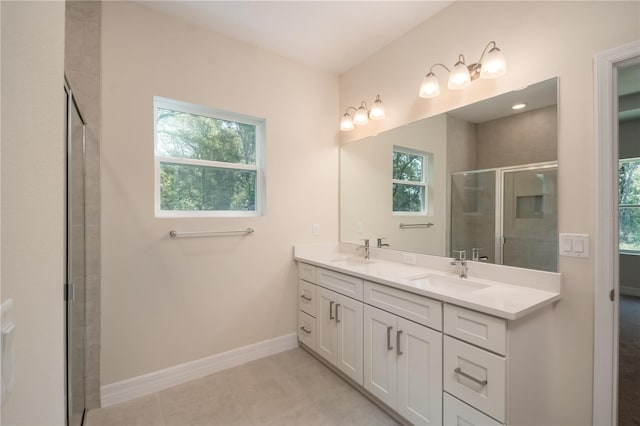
[294,243,561,320]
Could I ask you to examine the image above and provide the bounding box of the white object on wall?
[559,233,590,258]
[1,298,16,406]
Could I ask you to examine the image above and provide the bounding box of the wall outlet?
[403,254,416,265]
[356,221,363,233]
[312,224,320,236]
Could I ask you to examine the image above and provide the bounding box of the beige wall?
[339,1,640,424]
[1,1,66,424]
[101,1,339,385]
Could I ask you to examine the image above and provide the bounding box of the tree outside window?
[392,147,430,214]
[619,158,640,252]
[154,98,265,217]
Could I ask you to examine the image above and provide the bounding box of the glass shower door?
[501,166,558,272]
[65,85,86,426]
[450,170,496,262]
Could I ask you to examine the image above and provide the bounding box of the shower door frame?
[64,78,87,426]
[495,161,558,267]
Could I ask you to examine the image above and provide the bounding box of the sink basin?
[405,273,490,293]
[330,257,376,267]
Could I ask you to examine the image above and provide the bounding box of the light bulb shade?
[353,106,369,126]
[448,61,471,90]
[480,47,506,79]
[340,113,354,131]
[369,96,385,120]
[419,72,440,98]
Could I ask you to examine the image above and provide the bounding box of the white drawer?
[298,279,316,317]
[298,262,317,283]
[444,304,506,355]
[444,336,506,423]
[317,267,363,300]
[298,311,316,350]
[443,392,503,426]
[364,281,442,331]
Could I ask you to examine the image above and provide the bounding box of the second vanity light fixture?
[339,95,385,131]
[419,41,507,98]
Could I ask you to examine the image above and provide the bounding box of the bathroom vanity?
[294,243,561,425]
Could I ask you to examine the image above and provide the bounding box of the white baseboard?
[621,286,640,297]
[101,333,298,408]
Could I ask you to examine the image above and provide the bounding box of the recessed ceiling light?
[512,103,526,110]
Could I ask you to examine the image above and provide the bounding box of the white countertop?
[294,244,561,320]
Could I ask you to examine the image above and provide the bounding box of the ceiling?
[134,1,454,74]
[447,78,558,124]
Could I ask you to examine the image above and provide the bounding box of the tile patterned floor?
[86,348,400,426]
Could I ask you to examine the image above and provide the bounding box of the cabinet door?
[364,305,397,408]
[397,317,443,425]
[316,287,337,363]
[335,292,364,386]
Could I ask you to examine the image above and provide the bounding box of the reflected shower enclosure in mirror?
[340,78,559,272]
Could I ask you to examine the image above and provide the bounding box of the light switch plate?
[559,233,590,258]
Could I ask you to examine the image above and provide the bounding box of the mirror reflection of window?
[392,147,432,214]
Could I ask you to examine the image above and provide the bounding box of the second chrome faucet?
[451,250,468,278]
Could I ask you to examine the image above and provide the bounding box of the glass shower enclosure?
[450,162,558,272]
[65,81,86,426]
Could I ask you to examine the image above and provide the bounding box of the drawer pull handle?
[387,326,393,350]
[299,326,312,335]
[329,301,335,319]
[454,367,488,386]
[300,294,312,301]
[396,330,403,356]
[335,304,341,323]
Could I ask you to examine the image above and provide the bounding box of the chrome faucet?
[377,237,390,248]
[356,239,370,259]
[451,250,468,279]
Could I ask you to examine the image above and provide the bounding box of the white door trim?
[593,39,640,426]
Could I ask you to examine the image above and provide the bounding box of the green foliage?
[156,109,257,212]
[393,150,425,212]
[619,160,640,251]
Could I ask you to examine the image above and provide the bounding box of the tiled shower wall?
[65,0,101,409]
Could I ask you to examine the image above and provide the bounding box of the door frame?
[593,39,640,426]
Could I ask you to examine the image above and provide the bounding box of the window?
[620,157,640,252]
[154,97,265,217]
[392,147,431,214]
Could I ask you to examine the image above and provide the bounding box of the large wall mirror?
[340,77,559,272]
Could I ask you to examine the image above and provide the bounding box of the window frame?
[619,157,640,254]
[391,146,430,216]
[153,96,266,218]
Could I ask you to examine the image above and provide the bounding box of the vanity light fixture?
[419,41,507,99]
[340,95,385,131]
[512,103,527,110]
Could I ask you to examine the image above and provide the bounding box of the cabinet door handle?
[454,367,488,386]
[396,330,403,356]
[299,326,311,335]
[386,326,393,350]
[329,301,335,319]
[300,294,312,301]
[335,304,341,323]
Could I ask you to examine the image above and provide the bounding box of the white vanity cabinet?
[297,263,364,386]
[296,260,556,426]
[316,286,363,385]
[442,303,554,425]
[364,304,442,425]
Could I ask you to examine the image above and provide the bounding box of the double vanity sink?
[294,243,561,425]
[304,246,561,321]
